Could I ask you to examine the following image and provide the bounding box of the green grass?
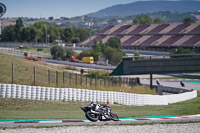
[0,92,200,120]
[0,52,62,86]
[0,53,156,94]
[18,46,51,54]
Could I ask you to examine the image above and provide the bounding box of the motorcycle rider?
[90,102,107,111]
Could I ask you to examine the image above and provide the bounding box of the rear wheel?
[110,112,119,121]
[85,111,98,122]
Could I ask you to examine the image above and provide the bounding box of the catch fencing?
[0,83,197,106]
[0,47,51,58]
[7,63,138,89]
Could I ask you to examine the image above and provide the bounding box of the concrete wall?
[122,56,200,75]
[0,83,197,106]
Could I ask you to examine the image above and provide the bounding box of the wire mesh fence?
[9,63,138,90]
[0,47,51,58]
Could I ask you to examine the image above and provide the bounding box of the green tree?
[153,18,162,24]
[29,26,38,42]
[133,51,144,60]
[92,41,101,52]
[90,51,103,62]
[170,47,194,55]
[89,41,106,61]
[15,18,24,42]
[106,37,122,51]
[72,37,80,44]
[63,27,75,44]
[77,50,91,60]
[65,48,75,59]
[74,28,89,42]
[31,22,47,43]
[30,22,60,43]
[1,25,16,42]
[47,23,61,43]
[133,15,153,24]
[50,45,65,60]
[104,46,122,66]
[183,17,195,23]
[20,27,30,42]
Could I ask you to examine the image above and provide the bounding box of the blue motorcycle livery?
[81,102,119,122]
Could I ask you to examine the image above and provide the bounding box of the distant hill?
[87,1,200,18]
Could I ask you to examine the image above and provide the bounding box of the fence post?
[34,67,36,85]
[104,77,106,87]
[63,71,65,85]
[12,63,14,84]
[90,76,92,87]
[126,77,128,86]
[111,77,113,86]
[108,77,110,87]
[69,73,72,85]
[75,73,78,86]
[95,75,97,88]
[56,71,58,87]
[150,74,153,89]
[48,70,50,85]
[115,77,117,86]
[100,78,102,86]
[119,77,121,87]
[85,75,87,88]
[81,74,83,86]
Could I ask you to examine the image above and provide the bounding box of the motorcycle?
[81,103,119,122]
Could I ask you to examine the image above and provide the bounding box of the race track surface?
[1,114,200,127]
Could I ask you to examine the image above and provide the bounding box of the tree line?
[50,37,125,66]
[133,15,196,24]
[0,18,90,44]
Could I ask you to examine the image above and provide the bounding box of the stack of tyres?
[11,84,16,98]
[31,86,36,100]
[54,88,59,101]
[59,88,64,101]
[50,88,55,100]
[0,84,6,98]
[36,86,41,100]
[21,85,26,99]
[80,89,85,102]
[6,84,11,98]
[26,86,31,99]
[16,85,21,98]
[64,88,68,101]
[68,88,72,101]
[40,87,46,100]
[45,87,50,100]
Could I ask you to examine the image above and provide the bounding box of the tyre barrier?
[0,83,197,106]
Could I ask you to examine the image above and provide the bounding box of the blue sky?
[0,0,139,18]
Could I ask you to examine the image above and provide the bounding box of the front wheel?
[85,111,98,122]
[110,112,119,121]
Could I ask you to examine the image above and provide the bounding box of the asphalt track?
[42,58,116,70]
[141,79,200,91]
[1,114,200,127]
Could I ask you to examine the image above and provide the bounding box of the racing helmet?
[90,102,96,106]
[102,104,107,107]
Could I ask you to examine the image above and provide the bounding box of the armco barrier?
[0,83,197,106]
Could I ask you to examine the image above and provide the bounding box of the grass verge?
[0,52,156,94]
[0,92,200,120]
